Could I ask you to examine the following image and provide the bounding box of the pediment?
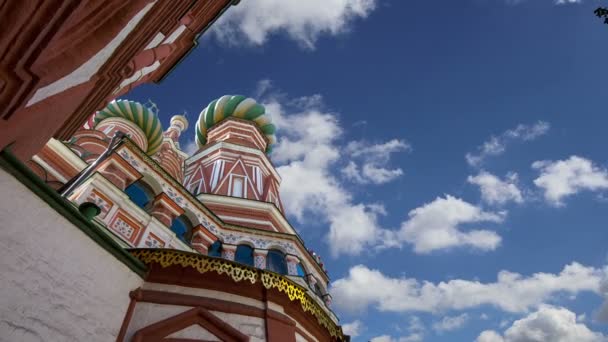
[131,307,248,342]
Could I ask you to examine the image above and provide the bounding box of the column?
[150,193,184,227]
[307,274,317,289]
[96,155,140,190]
[254,249,268,269]
[191,225,215,255]
[285,255,299,276]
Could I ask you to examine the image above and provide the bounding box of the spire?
[164,115,188,143]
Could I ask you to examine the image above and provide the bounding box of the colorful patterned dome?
[94,100,164,155]
[195,95,276,153]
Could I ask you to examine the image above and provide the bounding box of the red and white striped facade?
[30,105,340,339]
[185,118,287,232]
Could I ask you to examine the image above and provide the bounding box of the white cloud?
[433,313,469,333]
[468,171,523,205]
[370,334,424,342]
[532,156,608,206]
[331,262,603,314]
[466,121,550,167]
[267,92,388,256]
[476,330,505,342]
[342,320,363,337]
[346,139,411,159]
[508,0,581,5]
[398,195,504,253]
[370,317,425,342]
[593,277,608,323]
[342,139,410,185]
[476,306,606,342]
[182,139,199,155]
[555,0,582,4]
[265,83,503,256]
[213,0,378,49]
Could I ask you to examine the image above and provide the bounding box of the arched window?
[296,263,306,277]
[171,215,194,243]
[235,244,254,267]
[125,181,155,210]
[208,240,222,258]
[266,249,287,274]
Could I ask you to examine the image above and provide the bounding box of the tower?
[185,95,286,231]
[24,96,345,341]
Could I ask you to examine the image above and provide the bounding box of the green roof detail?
[94,100,164,155]
[195,95,276,153]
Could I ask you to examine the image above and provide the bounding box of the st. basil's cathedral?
[0,1,348,341]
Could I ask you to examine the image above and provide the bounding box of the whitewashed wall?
[0,168,143,342]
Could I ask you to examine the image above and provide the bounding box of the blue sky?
[128,0,608,340]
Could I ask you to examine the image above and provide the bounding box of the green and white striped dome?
[195,95,276,153]
[94,100,164,155]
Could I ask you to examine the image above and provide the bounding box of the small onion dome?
[170,115,189,131]
[195,95,276,153]
[94,100,164,155]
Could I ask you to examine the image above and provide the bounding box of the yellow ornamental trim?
[260,272,343,339]
[130,249,257,284]
[129,248,344,340]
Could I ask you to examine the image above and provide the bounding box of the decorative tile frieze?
[109,212,141,243]
[86,190,112,218]
[111,217,136,240]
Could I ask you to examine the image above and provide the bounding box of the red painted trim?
[116,289,142,342]
[131,306,248,342]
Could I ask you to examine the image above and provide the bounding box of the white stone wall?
[0,169,143,342]
[211,311,265,342]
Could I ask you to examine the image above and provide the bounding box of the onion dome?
[195,95,276,153]
[94,100,163,155]
[170,115,189,131]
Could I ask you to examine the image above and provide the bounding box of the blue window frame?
[296,263,306,277]
[125,181,154,210]
[235,245,254,267]
[208,240,222,257]
[171,215,193,242]
[266,249,287,275]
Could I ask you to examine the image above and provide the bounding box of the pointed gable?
[186,164,206,195]
[213,158,259,200]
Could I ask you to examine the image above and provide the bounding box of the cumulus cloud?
[370,334,423,342]
[266,91,389,256]
[532,156,608,206]
[468,171,523,205]
[466,121,550,167]
[342,139,411,184]
[432,313,469,333]
[398,195,504,253]
[342,320,363,337]
[264,82,503,256]
[555,0,582,4]
[213,0,378,49]
[370,317,425,342]
[477,330,506,342]
[476,305,606,342]
[331,262,603,314]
